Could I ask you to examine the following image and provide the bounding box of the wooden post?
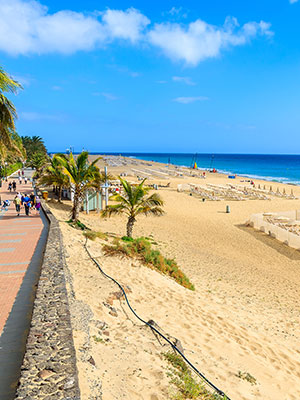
[86,191,89,214]
[97,191,100,213]
[105,166,108,207]
[100,191,103,210]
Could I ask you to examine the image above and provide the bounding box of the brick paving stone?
[0,172,44,336]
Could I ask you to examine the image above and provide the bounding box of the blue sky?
[1,0,300,154]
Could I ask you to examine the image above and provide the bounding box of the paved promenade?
[0,170,44,336]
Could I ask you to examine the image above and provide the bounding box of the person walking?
[12,180,16,191]
[35,196,41,213]
[2,199,10,211]
[30,192,35,208]
[23,194,31,216]
[24,177,27,184]
[8,182,12,192]
[13,195,21,216]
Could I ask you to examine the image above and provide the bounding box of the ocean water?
[99,153,300,185]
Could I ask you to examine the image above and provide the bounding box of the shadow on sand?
[236,224,300,261]
[45,200,72,213]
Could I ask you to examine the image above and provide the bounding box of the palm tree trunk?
[126,216,135,238]
[58,185,62,202]
[72,190,81,221]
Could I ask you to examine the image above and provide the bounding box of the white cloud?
[130,71,141,78]
[94,92,119,100]
[12,74,33,87]
[0,0,273,66]
[52,86,62,91]
[166,7,188,18]
[173,96,208,104]
[20,111,63,121]
[156,80,167,84]
[169,7,182,16]
[290,0,298,3]
[148,17,273,65]
[0,1,147,55]
[172,76,195,85]
[0,0,106,55]
[102,8,150,42]
[108,64,141,77]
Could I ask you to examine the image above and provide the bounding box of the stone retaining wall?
[15,203,80,399]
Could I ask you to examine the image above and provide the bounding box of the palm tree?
[28,152,48,176]
[0,67,23,162]
[38,155,69,202]
[56,151,101,221]
[101,178,164,238]
[21,135,47,161]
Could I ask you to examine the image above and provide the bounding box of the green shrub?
[103,237,195,291]
[121,236,134,242]
[164,351,227,400]
[67,219,90,231]
[5,162,22,177]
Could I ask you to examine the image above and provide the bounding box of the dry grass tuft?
[83,230,108,241]
[103,237,195,291]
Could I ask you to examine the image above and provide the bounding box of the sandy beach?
[47,155,300,400]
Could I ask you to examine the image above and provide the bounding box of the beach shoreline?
[90,153,300,186]
[50,152,300,185]
[88,153,300,196]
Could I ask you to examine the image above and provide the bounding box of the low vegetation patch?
[164,351,227,400]
[66,219,90,231]
[5,161,23,177]
[92,335,109,344]
[83,230,108,241]
[103,237,195,290]
[236,371,257,385]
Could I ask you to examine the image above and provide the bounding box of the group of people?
[18,176,28,184]
[8,180,17,192]
[7,177,29,192]
[13,192,41,216]
[1,192,40,216]
[1,169,41,216]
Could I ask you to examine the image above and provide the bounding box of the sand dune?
[48,161,300,400]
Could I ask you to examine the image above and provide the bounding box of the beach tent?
[83,190,102,213]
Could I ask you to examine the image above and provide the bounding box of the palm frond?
[0,67,23,159]
[109,193,130,205]
[120,177,134,203]
[101,203,127,218]
[136,204,164,215]
[0,68,22,94]
[90,156,102,167]
[144,193,164,206]
[0,94,17,131]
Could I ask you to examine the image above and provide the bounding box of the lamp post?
[4,162,7,181]
[100,167,110,209]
